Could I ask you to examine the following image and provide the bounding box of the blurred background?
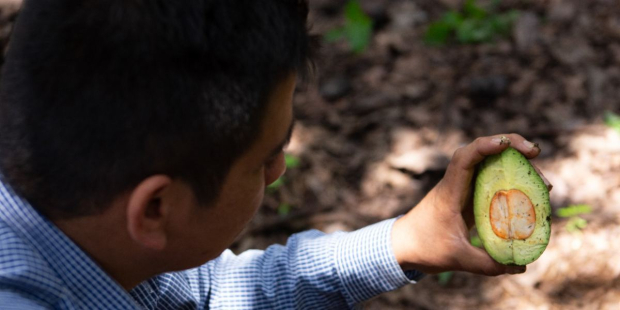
[0,0,618,309]
[253,0,620,308]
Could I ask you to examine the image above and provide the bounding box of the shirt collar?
[0,176,140,309]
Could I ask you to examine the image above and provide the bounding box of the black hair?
[0,0,316,219]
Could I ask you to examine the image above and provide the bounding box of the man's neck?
[53,211,160,291]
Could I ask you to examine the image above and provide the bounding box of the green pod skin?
[474,147,551,265]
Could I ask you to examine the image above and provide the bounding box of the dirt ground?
[0,0,618,309]
[242,0,620,309]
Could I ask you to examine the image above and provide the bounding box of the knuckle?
[450,148,465,167]
[452,147,465,159]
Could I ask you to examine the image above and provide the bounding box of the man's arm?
[0,290,49,309]
[183,218,420,309]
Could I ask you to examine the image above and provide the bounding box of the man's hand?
[391,134,551,276]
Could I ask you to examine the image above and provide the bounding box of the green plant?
[556,204,593,234]
[565,217,588,233]
[325,0,373,54]
[438,272,454,286]
[425,0,519,46]
[285,154,301,169]
[266,154,301,191]
[267,177,286,191]
[277,203,292,217]
[604,111,620,134]
[556,204,593,218]
[267,154,302,216]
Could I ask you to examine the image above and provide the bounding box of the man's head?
[0,0,315,220]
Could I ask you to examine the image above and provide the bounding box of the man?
[0,0,541,309]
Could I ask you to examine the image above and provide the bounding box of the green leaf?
[574,218,588,229]
[284,154,301,169]
[441,11,464,28]
[424,22,452,45]
[325,0,373,53]
[266,155,299,192]
[424,0,517,46]
[464,0,487,20]
[344,22,373,54]
[343,0,373,54]
[277,203,292,216]
[267,177,285,191]
[556,204,593,218]
[345,0,368,23]
[604,111,620,133]
[491,10,519,35]
[566,216,588,233]
[438,272,454,286]
[424,11,463,46]
[457,19,494,43]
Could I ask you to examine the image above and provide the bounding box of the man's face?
[164,74,297,268]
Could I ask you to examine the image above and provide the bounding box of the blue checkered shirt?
[0,178,423,309]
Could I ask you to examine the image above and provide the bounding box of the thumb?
[456,244,526,276]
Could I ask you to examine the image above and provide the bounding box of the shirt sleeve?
[0,290,50,309]
[193,218,423,309]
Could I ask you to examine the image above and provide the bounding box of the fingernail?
[492,136,511,145]
[506,266,526,274]
[523,140,538,150]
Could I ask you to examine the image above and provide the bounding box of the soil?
[249,1,620,308]
[1,0,619,309]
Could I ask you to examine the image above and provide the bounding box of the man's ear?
[126,175,173,251]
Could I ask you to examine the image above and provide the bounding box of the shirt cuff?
[334,218,424,306]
